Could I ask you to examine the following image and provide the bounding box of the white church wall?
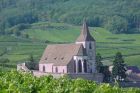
[53,66,67,73]
[39,63,53,72]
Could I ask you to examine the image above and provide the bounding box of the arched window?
[74,61,76,73]
[55,67,58,73]
[78,60,82,73]
[43,66,45,72]
[84,60,87,73]
[89,42,92,49]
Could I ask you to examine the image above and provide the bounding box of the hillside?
[25,22,140,66]
[0,22,140,71]
[0,0,140,34]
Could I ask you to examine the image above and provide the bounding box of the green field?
[0,36,46,71]
[0,22,140,71]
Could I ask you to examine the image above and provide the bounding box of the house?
[17,20,103,82]
[126,66,140,75]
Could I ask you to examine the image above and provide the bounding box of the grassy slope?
[0,22,140,70]
[0,36,46,70]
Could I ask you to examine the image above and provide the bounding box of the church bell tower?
[75,19,96,73]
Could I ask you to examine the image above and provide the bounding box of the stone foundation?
[68,73,103,83]
[32,70,103,83]
[17,63,103,83]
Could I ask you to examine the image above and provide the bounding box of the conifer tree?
[112,52,126,81]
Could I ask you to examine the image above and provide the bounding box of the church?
[17,20,103,82]
[39,20,96,74]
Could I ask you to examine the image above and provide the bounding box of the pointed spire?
[76,19,95,42]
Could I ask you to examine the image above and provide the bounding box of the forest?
[0,0,140,35]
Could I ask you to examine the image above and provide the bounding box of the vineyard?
[0,71,140,93]
[1,22,140,71]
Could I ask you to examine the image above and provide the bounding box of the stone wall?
[68,73,103,83]
[33,70,103,82]
[17,63,31,72]
[17,62,38,72]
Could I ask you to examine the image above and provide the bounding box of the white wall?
[53,66,67,73]
[39,63,53,72]
[39,63,67,73]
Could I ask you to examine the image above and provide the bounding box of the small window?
[84,60,87,73]
[89,43,92,49]
[43,66,45,72]
[78,60,82,73]
[61,57,64,60]
[74,61,76,73]
[90,69,92,73]
[63,69,65,73]
[55,67,58,73]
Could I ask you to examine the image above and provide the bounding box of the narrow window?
[74,61,76,73]
[63,69,65,73]
[84,60,87,73]
[43,66,45,72]
[90,69,92,73]
[55,67,58,73]
[89,43,92,49]
[78,60,82,73]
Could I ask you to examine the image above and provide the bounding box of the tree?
[28,54,36,70]
[100,66,111,83]
[96,53,103,73]
[96,53,111,82]
[29,54,34,63]
[0,0,140,34]
[112,52,127,82]
[105,16,128,34]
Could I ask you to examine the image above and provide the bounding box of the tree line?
[0,0,140,35]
